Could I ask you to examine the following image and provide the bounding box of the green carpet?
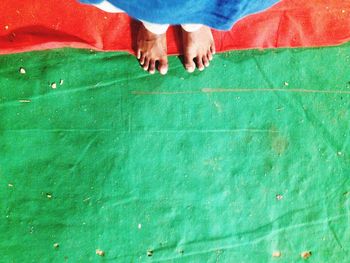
[1,44,350,262]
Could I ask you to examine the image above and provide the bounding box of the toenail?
[186,67,195,73]
[160,68,168,75]
[198,67,204,71]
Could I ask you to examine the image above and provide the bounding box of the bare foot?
[182,26,215,73]
[137,23,168,75]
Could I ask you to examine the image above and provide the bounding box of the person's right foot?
[137,23,168,75]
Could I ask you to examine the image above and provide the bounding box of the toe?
[184,54,196,73]
[207,51,213,61]
[139,53,146,65]
[210,44,216,55]
[203,55,210,67]
[137,50,141,59]
[158,57,168,75]
[196,56,205,71]
[143,57,150,71]
[149,60,156,74]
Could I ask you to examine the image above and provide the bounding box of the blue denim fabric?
[79,0,280,30]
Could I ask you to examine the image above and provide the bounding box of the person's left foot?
[182,26,215,73]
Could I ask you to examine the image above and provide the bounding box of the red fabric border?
[1,0,350,55]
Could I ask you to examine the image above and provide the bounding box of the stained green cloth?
[1,45,350,262]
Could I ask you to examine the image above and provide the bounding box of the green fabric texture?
[1,44,350,262]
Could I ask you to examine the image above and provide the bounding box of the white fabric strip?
[181,24,203,32]
[141,21,169,35]
[93,0,124,13]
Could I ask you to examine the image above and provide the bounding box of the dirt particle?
[59,79,64,85]
[301,251,312,259]
[83,197,91,202]
[284,82,289,86]
[9,32,16,41]
[271,135,289,155]
[8,183,13,187]
[19,99,31,103]
[53,243,59,248]
[5,25,9,30]
[46,193,52,199]
[147,250,153,257]
[19,67,26,74]
[272,251,281,257]
[51,82,57,89]
[96,249,105,257]
[276,194,283,200]
[138,223,142,229]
